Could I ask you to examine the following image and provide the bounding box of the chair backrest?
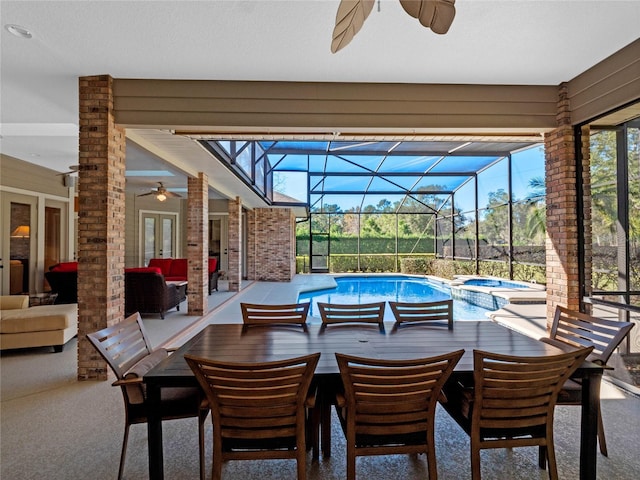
[184,352,320,452]
[549,306,634,365]
[389,299,454,330]
[317,302,385,329]
[240,302,310,327]
[336,349,464,441]
[87,313,169,405]
[471,347,593,434]
[86,313,154,380]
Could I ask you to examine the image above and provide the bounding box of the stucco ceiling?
[1,0,639,199]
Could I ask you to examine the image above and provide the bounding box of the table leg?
[147,383,164,480]
[321,383,332,458]
[579,370,602,480]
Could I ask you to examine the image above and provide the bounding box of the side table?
[29,292,58,306]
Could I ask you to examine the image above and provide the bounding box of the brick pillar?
[227,197,242,291]
[580,125,593,313]
[187,173,208,315]
[253,208,296,281]
[77,75,126,380]
[544,83,580,327]
[246,209,256,281]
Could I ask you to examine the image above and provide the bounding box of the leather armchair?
[45,262,78,304]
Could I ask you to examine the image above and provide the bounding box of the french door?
[209,214,229,272]
[140,212,178,266]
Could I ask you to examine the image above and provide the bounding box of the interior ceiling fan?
[331,0,456,53]
[137,182,182,202]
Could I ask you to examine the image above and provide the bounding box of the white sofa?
[0,295,78,352]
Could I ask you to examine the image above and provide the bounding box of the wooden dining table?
[144,321,604,480]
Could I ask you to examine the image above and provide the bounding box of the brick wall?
[250,208,296,282]
[187,173,208,315]
[544,83,581,326]
[77,75,126,380]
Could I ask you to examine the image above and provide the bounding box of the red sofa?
[148,258,219,294]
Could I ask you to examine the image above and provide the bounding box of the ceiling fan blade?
[56,165,80,175]
[164,191,182,198]
[331,0,375,53]
[400,0,456,34]
[136,191,156,197]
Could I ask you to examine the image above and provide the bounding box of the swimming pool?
[298,275,494,321]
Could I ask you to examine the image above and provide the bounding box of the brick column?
[227,197,242,291]
[253,208,296,281]
[544,83,580,327]
[246,209,256,281]
[77,75,126,380]
[187,173,208,315]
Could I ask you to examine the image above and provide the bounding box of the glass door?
[141,213,177,265]
[1,193,37,295]
[310,213,330,273]
[209,215,228,271]
[42,204,64,291]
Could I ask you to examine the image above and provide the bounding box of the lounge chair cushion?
[0,304,76,333]
[50,261,78,272]
[0,295,29,310]
[168,259,188,279]
[148,258,173,276]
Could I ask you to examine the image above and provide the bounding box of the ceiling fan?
[137,182,182,202]
[56,165,79,176]
[331,0,456,53]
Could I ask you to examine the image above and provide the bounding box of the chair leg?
[118,423,131,480]
[426,428,438,480]
[199,410,208,480]
[213,438,223,480]
[296,441,306,480]
[346,443,356,480]
[538,445,547,469]
[470,442,481,480]
[597,405,608,456]
[545,441,559,480]
[308,404,320,460]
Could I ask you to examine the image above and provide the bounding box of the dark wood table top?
[145,321,601,384]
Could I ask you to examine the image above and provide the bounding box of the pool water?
[298,276,494,322]
[463,278,529,289]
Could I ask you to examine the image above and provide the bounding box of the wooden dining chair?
[184,352,321,480]
[240,301,319,457]
[334,350,464,480]
[240,302,310,327]
[540,305,634,456]
[389,299,454,330]
[441,347,593,480]
[87,313,209,480]
[317,302,385,331]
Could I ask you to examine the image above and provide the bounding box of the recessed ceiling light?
[5,24,33,39]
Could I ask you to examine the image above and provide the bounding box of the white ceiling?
[1,0,639,197]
